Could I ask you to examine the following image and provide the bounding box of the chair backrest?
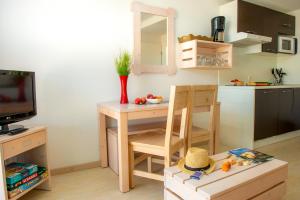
[192,85,217,108]
[188,85,218,146]
[165,85,192,150]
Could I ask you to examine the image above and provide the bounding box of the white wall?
[0,0,277,168]
[219,49,277,84]
[277,9,300,84]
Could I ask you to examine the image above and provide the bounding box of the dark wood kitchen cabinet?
[278,89,295,134]
[255,88,300,140]
[262,9,279,53]
[237,0,265,36]
[261,35,278,53]
[277,13,296,35]
[236,0,296,54]
[254,89,279,140]
[293,88,300,129]
[262,12,296,53]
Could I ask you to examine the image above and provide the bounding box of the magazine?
[229,148,273,163]
[6,163,38,185]
[7,168,48,199]
[7,172,38,191]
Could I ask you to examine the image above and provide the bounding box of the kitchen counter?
[218,85,300,149]
[219,84,300,89]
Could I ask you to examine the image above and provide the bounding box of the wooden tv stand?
[0,126,51,200]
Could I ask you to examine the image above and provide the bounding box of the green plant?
[115,50,131,76]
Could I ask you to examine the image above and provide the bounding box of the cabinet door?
[262,34,278,53]
[255,89,279,140]
[292,88,300,130]
[237,0,265,36]
[277,14,296,35]
[278,89,295,134]
[262,10,278,53]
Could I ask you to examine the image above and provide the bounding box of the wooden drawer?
[128,109,168,120]
[2,131,46,160]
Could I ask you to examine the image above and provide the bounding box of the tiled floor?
[21,137,300,200]
[256,137,300,200]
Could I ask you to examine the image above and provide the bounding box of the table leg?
[118,113,129,192]
[214,104,220,154]
[99,113,108,167]
[0,146,8,200]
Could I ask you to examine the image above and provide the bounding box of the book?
[7,172,38,191]
[7,169,48,199]
[7,166,47,191]
[6,163,38,185]
[37,167,47,176]
[8,176,42,199]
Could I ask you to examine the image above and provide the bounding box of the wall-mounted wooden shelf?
[179,40,233,70]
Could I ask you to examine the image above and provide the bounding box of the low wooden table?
[0,127,51,200]
[164,152,288,200]
[97,101,220,193]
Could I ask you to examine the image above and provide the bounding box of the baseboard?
[254,130,300,149]
[51,161,101,176]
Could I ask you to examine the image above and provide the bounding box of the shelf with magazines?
[0,126,51,200]
[9,176,49,200]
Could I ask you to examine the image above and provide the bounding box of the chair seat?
[172,126,210,142]
[191,126,210,143]
[129,129,184,156]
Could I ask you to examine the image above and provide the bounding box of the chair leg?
[208,142,213,155]
[129,145,135,188]
[147,156,152,173]
[164,154,171,168]
[208,133,214,156]
[179,147,186,159]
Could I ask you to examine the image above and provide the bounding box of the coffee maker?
[211,16,225,42]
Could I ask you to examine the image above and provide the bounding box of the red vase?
[119,75,129,104]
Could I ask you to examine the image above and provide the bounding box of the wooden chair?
[188,85,218,155]
[128,85,192,185]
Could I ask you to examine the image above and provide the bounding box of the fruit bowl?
[146,98,163,104]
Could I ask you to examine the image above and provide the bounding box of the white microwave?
[278,36,297,54]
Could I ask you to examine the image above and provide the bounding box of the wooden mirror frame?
[131,2,176,75]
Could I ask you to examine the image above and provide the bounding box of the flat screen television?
[0,70,36,132]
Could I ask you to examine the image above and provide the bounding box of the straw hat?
[178,148,215,175]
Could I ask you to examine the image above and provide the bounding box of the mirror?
[131,2,176,75]
[141,13,167,66]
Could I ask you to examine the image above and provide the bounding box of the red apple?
[147,94,154,99]
[135,98,141,104]
[141,97,147,104]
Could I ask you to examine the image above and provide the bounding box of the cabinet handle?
[245,30,256,34]
[263,91,273,94]
[282,23,291,28]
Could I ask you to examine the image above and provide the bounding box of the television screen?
[0,70,36,124]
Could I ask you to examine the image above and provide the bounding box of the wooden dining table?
[97,101,220,193]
